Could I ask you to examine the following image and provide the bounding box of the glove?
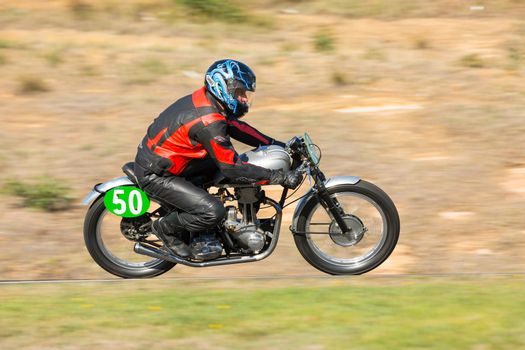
[269,169,302,189]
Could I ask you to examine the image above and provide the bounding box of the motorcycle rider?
[134,59,302,258]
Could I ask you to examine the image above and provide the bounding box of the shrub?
[459,54,485,68]
[0,39,22,49]
[18,76,50,94]
[79,64,99,76]
[314,31,335,52]
[414,37,431,50]
[141,58,169,75]
[3,177,74,211]
[256,57,277,66]
[123,58,169,85]
[43,50,64,66]
[175,0,249,23]
[69,0,94,20]
[362,47,386,61]
[506,45,522,70]
[281,42,299,52]
[332,71,348,86]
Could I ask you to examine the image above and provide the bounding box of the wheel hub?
[328,215,366,247]
[120,215,152,241]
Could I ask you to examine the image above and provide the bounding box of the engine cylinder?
[223,205,266,253]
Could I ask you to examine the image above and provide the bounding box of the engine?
[217,147,287,253]
[189,233,223,261]
[223,187,269,254]
[224,206,266,253]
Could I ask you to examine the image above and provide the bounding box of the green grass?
[505,42,523,70]
[3,177,73,211]
[303,0,525,19]
[171,0,275,28]
[0,38,25,50]
[78,64,100,76]
[42,49,65,67]
[362,47,387,61]
[140,58,170,75]
[175,0,250,23]
[313,30,336,52]
[280,41,300,53]
[123,58,170,85]
[0,277,524,349]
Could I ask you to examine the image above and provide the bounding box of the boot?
[151,217,192,258]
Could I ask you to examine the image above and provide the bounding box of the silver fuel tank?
[239,145,292,172]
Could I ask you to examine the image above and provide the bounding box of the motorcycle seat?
[122,162,139,186]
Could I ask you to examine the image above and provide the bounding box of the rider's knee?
[206,200,226,226]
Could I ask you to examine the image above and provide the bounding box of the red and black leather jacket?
[135,87,281,183]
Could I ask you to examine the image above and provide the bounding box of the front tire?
[294,180,400,275]
[84,196,175,278]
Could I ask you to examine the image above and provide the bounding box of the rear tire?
[294,180,400,275]
[84,196,175,278]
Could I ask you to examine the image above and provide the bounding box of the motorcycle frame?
[134,197,282,267]
[82,175,360,268]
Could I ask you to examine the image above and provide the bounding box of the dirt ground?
[0,1,524,279]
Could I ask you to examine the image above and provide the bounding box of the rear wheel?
[84,195,175,278]
[294,180,400,275]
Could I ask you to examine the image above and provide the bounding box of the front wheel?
[84,196,175,278]
[293,180,400,275]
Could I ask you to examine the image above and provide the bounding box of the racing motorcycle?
[83,133,400,278]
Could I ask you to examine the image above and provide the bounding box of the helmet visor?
[234,88,255,107]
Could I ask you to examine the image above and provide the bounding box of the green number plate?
[103,186,150,218]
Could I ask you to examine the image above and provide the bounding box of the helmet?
[204,59,256,118]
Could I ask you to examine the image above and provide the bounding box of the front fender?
[290,176,360,231]
[82,176,134,206]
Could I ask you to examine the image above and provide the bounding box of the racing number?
[104,186,150,218]
[112,189,126,215]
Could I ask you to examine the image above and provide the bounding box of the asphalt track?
[1,272,524,285]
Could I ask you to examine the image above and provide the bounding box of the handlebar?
[295,161,309,174]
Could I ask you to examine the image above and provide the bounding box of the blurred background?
[1,0,524,279]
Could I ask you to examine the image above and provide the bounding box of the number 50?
[104,186,150,218]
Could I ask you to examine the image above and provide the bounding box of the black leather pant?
[134,161,225,233]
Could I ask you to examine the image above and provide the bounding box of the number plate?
[103,186,150,218]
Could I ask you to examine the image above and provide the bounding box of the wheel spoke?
[96,209,163,268]
[305,191,387,266]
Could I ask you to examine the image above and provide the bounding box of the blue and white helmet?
[204,59,256,118]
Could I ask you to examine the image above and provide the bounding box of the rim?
[305,191,388,268]
[95,210,164,269]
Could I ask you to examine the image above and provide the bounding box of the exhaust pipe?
[134,242,269,267]
[134,197,282,268]
[133,242,185,264]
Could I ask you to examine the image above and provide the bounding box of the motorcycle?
[82,133,400,278]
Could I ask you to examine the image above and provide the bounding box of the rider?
[134,59,302,257]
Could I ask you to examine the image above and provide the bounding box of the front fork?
[316,183,350,233]
[307,166,350,234]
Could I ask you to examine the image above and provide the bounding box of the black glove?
[269,169,302,189]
